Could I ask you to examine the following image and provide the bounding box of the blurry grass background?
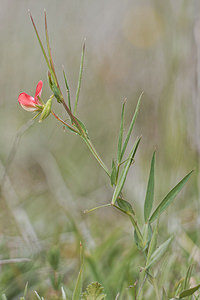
[0,0,200,298]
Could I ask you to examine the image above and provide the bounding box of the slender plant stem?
[51,111,79,134]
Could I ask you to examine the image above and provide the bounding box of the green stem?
[82,136,110,177]
[51,111,79,134]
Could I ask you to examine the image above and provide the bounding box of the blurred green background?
[0,0,199,298]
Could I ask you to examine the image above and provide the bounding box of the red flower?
[18,80,43,112]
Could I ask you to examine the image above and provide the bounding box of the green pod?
[39,96,53,122]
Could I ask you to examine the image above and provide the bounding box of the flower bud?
[39,96,53,122]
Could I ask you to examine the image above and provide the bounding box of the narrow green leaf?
[142,222,152,251]
[74,41,85,116]
[116,198,135,216]
[63,67,72,112]
[29,12,54,79]
[145,235,173,269]
[75,117,89,137]
[111,136,141,204]
[183,264,193,290]
[173,278,184,297]
[145,222,158,268]
[118,100,126,164]
[150,170,193,223]
[2,295,7,300]
[144,151,156,222]
[179,284,200,298]
[111,159,117,186]
[72,243,84,300]
[44,11,53,69]
[120,92,143,160]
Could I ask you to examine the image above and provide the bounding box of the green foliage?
[144,151,155,222]
[149,170,193,223]
[81,282,106,300]
[111,136,141,204]
[1,8,197,300]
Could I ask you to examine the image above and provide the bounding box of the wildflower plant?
[15,10,200,300]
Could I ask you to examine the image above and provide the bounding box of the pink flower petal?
[18,93,36,106]
[18,93,37,111]
[34,80,43,102]
[20,104,38,112]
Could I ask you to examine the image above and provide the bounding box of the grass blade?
[118,100,126,164]
[149,170,193,223]
[74,40,85,116]
[111,136,141,204]
[144,151,156,222]
[120,92,143,161]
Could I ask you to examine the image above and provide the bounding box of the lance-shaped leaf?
[111,159,117,186]
[74,41,85,116]
[111,136,141,204]
[144,151,156,222]
[145,222,158,268]
[149,170,193,223]
[44,10,58,85]
[120,93,143,161]
[133,220,144,251]
[117,100,126,164]
[145,235,173,270]
[63,67,72,112]
[72,243,84,300]
[183,264,193,290]
[179,283,200,298]
[142,222,152,251]
[29,11,56,86]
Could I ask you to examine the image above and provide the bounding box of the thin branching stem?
[51,111,79,134]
